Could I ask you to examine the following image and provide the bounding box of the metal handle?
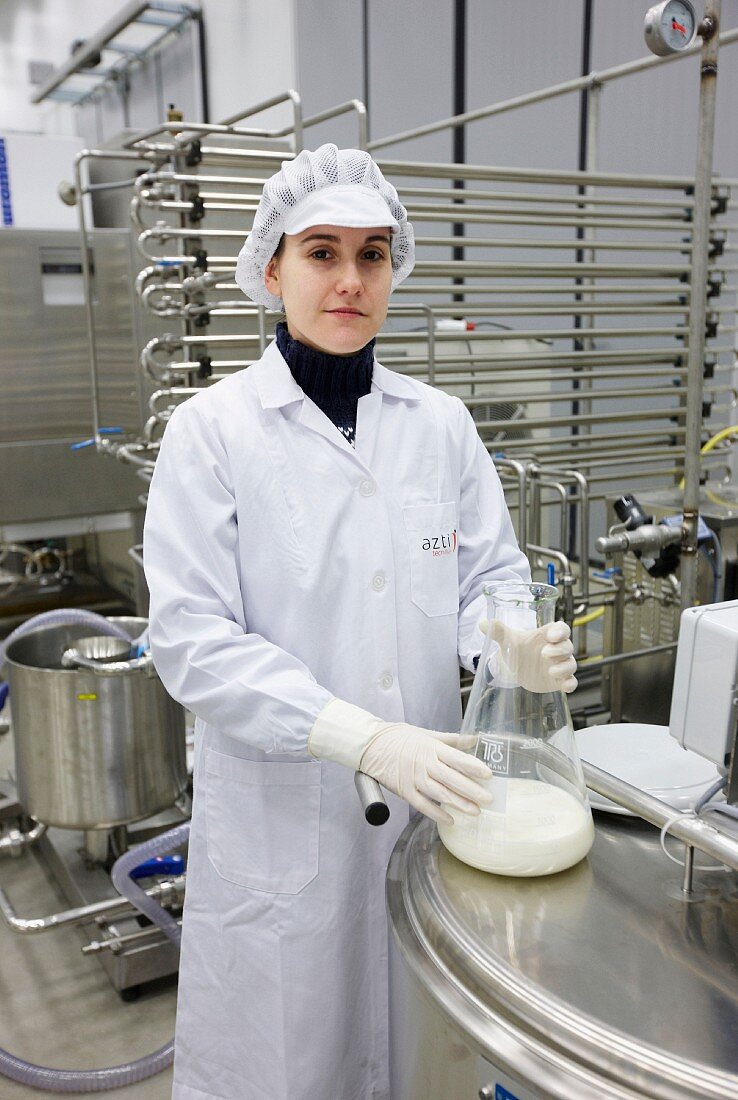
[354,772,390,826]
[61,648,155,676]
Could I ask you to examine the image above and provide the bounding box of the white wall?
[0,0,105,134]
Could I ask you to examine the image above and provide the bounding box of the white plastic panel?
[669,600,738,767]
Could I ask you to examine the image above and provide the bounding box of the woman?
[144,144,576,1100]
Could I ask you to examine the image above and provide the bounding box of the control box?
[669,600,738,769]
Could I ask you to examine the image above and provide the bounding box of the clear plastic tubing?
[0,826,189,1091]
[111,823,189,947]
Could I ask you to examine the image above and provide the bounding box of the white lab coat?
[143,340,530,1100]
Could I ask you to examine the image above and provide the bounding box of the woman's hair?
[268,236,287,321]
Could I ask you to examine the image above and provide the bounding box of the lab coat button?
[380,674,393,690]
[372,573,386,591]
[359,479,376,497]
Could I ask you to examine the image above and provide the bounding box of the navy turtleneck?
[275,321,374,446]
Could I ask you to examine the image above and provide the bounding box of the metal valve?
[595,523,682,557]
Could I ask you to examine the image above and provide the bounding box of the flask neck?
[485,590,557,631]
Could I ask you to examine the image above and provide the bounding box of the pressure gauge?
[644,0,698,55]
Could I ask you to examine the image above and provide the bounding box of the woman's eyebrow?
[299,233,341,244]
[298,233,391,245]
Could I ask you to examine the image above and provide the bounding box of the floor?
[0,726,176,1099]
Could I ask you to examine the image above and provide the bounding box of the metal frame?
[68,14,738,745]
[31,1,200,107]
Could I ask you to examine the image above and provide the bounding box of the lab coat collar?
[255,340,422,410]
[255,342,305,409]
[370,361,422,403]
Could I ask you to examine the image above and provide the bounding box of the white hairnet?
[235,144,415,311]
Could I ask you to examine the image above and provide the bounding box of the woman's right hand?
[359,724,493,825]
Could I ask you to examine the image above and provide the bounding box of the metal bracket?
[30,1,199,107]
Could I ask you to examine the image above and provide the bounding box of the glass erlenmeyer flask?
[438,581,594,876]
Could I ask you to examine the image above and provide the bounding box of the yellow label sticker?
[77,693,97,701]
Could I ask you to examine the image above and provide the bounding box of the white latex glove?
[308,698,492,825]
[478,618,577,693]
[359,725,493,825]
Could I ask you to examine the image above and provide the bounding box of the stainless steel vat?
[6,617,186,829]
[387,814,738,1100]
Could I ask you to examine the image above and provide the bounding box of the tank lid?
[387,816,738,1099]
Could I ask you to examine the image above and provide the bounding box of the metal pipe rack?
[70,16,738,711]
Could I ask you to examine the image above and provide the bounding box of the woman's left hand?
[477,618,577,693]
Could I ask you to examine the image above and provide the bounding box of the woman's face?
[264,225,393,355]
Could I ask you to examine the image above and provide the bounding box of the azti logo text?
[421,529,457,557]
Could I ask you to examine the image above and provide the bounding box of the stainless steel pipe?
[583,761,738,872]
[0,874,186,934]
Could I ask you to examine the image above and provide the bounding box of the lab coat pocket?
[204,749,321,894]
[403,502,460,617]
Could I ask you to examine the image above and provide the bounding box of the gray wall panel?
[592,0,738,178]
[368,0,454,163]
[200,0,296,129]
[593,0,702,176]
[466,0,583,170]
[294,0,365,148]
[459,1,585,339]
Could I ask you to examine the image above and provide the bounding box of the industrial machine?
[669,599,738,788]
[0,227,146,526]
[0,225,153,634]
[0,613,188,998]
[595,485,738,725]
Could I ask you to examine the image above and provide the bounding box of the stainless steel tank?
[6,617,186,829]
[387,813,738,1100]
